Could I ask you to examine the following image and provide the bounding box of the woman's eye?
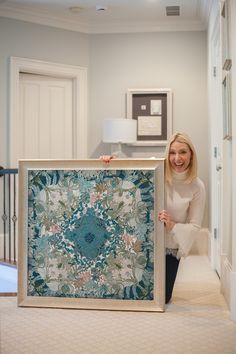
[170,150,189,155]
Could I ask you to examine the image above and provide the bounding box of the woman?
[101,131,205,304]
[158,132,205,303]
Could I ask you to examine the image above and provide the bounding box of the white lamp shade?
[103,118,137,143]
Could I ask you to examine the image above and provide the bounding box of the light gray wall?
[0,16,89,166]
[0,17,208,227]
[0,17,89,234]
[230,0,236,272]
[89,31,208,226]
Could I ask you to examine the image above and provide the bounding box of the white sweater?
[165,170,206,258]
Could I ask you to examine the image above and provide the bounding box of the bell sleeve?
[170,179,206,258]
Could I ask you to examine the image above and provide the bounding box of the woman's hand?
[158,210,175,231]
[100,155,115,164]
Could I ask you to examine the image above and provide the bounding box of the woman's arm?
[159,178,206,257]
[158,210,175,231]
[171,180,206,257]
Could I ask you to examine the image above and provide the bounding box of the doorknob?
[216,165,222,171]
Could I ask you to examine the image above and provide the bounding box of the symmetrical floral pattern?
[27,169,155,300]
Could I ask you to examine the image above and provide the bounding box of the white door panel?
[10,57,88,166]
[211,24,222,276]
[20,80,40,158]
[19,73,73,160]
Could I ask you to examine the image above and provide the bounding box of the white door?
[5,58,87,261]
[211,24,222,276]
[18,73,73,161]
[10,57,88,167]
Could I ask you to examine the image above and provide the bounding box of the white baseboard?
[207,230,212,261]
[220,254,232,307]
[230,271,236,323]
[220,256,236,323]
[190,228,209,255]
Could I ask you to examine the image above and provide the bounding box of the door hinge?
[214,146,217,158]
[213,66,217,77]
[214,228,217,239]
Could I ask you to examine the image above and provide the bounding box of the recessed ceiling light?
[69,6,83,13]
[96,5,108,11]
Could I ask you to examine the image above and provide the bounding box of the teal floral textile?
[27,169,155,300]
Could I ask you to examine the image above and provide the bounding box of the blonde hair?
[165,132,198,184]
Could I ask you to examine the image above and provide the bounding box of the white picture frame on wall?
[126,88,172,146]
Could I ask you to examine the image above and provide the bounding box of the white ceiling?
[0,0,212,34]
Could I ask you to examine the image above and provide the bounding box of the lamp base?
[111,143,126,158]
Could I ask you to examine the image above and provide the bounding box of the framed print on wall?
[18,159,165,312]
[221,0,232,72]
[126,88,172,146]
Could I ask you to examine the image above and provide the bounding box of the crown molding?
[0,6,90,33]
[198,0,214,26]
[0,3,207,34]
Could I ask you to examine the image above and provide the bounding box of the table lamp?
[103,118,137,157]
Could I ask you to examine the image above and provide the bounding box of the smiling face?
[169,141,192,173]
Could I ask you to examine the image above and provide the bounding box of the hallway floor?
[0,256,236,354]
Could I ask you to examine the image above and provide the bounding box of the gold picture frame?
[18,159,165,312]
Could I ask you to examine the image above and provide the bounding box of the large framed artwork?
[126,88,172,146]
[18,159,165,312]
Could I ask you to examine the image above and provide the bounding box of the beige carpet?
[0,256,236,354]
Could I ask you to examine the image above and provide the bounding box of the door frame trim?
[208,11,222,276]
[9,56,88,166]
